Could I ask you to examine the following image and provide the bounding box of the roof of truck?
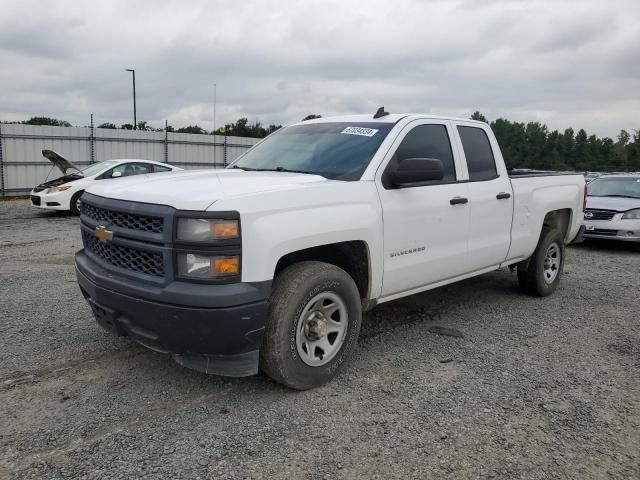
[296,113,486,126]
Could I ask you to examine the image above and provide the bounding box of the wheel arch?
[273,240,372,303]
[542,208,572,241]
[70,189,85,213]
[518,209,571,272]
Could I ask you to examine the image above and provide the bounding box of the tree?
[224,118,282,138]
[470,111,488,123]
[574,129,589,170]
[23,116,71,127]
[617,129,630,146]
[176,125,206,134]
[97,122,117,129]
[558,128,575,168]
[266,124,281,135]
[626,129,640,171]
[302,114,322,121]
[120,123,134,130]
[137,121,149,131]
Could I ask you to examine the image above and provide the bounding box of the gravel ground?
[1,199,638,480]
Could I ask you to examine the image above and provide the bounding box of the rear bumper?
[76,251,270,377]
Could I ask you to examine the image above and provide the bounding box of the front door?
[377,120,470,297]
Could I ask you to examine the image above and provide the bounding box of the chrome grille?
[81,203,164,233]
[584,209,616,221]
[82,231,164,277]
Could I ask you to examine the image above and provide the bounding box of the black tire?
[517,226,565,297]
[70,191,84,216]
[260,261,362,390]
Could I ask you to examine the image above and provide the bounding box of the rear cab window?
[457,126,498,181]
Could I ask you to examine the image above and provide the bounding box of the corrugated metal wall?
[0,124,259,196]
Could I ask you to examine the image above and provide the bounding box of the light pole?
[125,69,137,129]
[213,83,217,164]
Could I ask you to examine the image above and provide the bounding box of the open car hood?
[42,149,80,175]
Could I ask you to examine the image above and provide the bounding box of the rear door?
[453,122,513,270]
[377,120,470,297]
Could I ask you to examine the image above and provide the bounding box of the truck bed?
[508,169,578,178]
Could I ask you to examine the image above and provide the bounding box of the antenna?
[373,106,389,119]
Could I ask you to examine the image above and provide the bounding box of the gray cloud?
[0,0,638,137]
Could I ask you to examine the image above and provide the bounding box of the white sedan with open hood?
[30,150,182,215]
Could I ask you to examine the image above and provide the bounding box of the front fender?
[213,182,384,297]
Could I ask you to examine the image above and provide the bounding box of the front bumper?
[30,189,71,211]
[583,218,640,242]
[76,251,270,377]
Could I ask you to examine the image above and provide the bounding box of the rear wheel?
[70,191,84,216]
[518,226,565,296]
[260,261,362,390]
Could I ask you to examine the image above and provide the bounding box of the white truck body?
[87,114,584,302]
[77,112,586,388]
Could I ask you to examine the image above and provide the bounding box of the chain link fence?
[0,121,259,196]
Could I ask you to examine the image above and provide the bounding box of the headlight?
[177,253,239,279]
[48,185,71,193]
[177,218,239,242]
[622,209,640,220]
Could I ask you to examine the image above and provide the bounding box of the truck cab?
[76,111,585,389]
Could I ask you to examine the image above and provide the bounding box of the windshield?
[80,161,119,177]
[230,122,394,180]
[588,177,640,199]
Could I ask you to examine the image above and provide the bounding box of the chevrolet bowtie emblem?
[95,225,114,242]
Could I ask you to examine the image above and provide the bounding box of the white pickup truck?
[75,110,586,389]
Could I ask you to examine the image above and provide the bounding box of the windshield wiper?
[273,166,315,174]
[231,165,318,176]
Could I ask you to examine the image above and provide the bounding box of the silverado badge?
[95,225,114,242]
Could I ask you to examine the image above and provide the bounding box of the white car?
[75,110,586,389]
[583,174,640,242]
[30,150,182,215]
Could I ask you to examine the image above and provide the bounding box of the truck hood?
[587,195,640,212]
[84,168,330,210]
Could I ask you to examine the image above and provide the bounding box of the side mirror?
[111,171,123,178]
[387,158,444,187]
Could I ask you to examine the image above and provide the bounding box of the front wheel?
[517,226,565,296]
[260,261,362,390]
[70,191,84,216]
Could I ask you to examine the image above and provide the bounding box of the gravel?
[1,199,638,479]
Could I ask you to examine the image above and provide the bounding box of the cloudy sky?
[0,0,638,137]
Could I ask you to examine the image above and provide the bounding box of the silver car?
[583,174,640,242]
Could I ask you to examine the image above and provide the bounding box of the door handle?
[450,197,468,205]
[496,192,511,200]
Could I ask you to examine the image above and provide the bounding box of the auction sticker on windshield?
[341,126,379,137]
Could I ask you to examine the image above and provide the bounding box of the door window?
[389,124,456,183]
[457,126,497,181]
[103,163,132,178]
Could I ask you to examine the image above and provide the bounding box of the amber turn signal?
[212,221,239,238]
[212,257,239,275]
